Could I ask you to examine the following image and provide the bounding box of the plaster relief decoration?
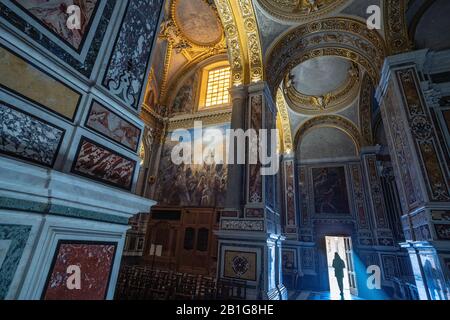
[224,250,257,281]
[156,124,229,207]
[71,137,137,190]
[13,0,99,50]
[397,69,450,202]
[0,224,31,300]
[0,102,65,168]
[0,46,81,121]
[266,18,386,93]
[103,0,163,109]
[1,1,116,76]
[312,167,350,215]
[257,0,348,22]
[284,58,360,115]
[85,100,141,152]
[42,241,116,300]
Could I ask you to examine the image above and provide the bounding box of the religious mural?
[0,102,65,167]
[312,167,350,214]
[223,250,257,282]
[42,241,116,300]
[156,124,229,207]
[171,74,198,114]
[13,0,99,50]
[85,101,141,152]
[71,138,136,190]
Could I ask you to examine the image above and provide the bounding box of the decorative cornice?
[167,109,232,131]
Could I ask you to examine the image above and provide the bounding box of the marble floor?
[289,290,363,301]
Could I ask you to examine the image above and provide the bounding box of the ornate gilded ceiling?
[144,0,412,155]
[174,0,223,46]
[257,0,349,22]
[284,57,360,115]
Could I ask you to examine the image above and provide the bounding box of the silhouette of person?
[332,252,346,297]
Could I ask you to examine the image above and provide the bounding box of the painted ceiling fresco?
[174,0,222,46]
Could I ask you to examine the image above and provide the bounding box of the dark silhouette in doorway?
[332,252,346,298]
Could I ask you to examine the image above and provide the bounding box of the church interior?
[0,0,450,301]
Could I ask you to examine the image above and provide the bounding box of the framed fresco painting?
[311,166,350,215]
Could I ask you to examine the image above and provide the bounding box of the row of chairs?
[115,265,248,300]
[392,277,419,300]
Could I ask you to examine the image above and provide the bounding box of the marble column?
[376,49,450,300]
[217,82,286,300]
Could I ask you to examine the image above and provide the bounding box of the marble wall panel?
[223,250,257,281]
[13,0,99,50]
[71,137,136,190]
[0,101,65,167]
[0,224,31,300]
[42,241,116,300]
[0,46,81,120]
[103,0,163,109]
[85,100,141,152]
[0,0,116,76]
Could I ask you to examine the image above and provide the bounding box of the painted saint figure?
[332,252,346,297]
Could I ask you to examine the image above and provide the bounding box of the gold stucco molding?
[266,17,387,93]
[284,62,360,115]
[257,0,350,23]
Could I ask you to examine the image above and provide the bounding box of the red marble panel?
[43,242,116,300]
[72,137,136,190]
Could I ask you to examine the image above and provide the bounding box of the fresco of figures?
[156,124,229,207]
[312,166,350,214]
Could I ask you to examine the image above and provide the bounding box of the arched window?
[198,62,231,110]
